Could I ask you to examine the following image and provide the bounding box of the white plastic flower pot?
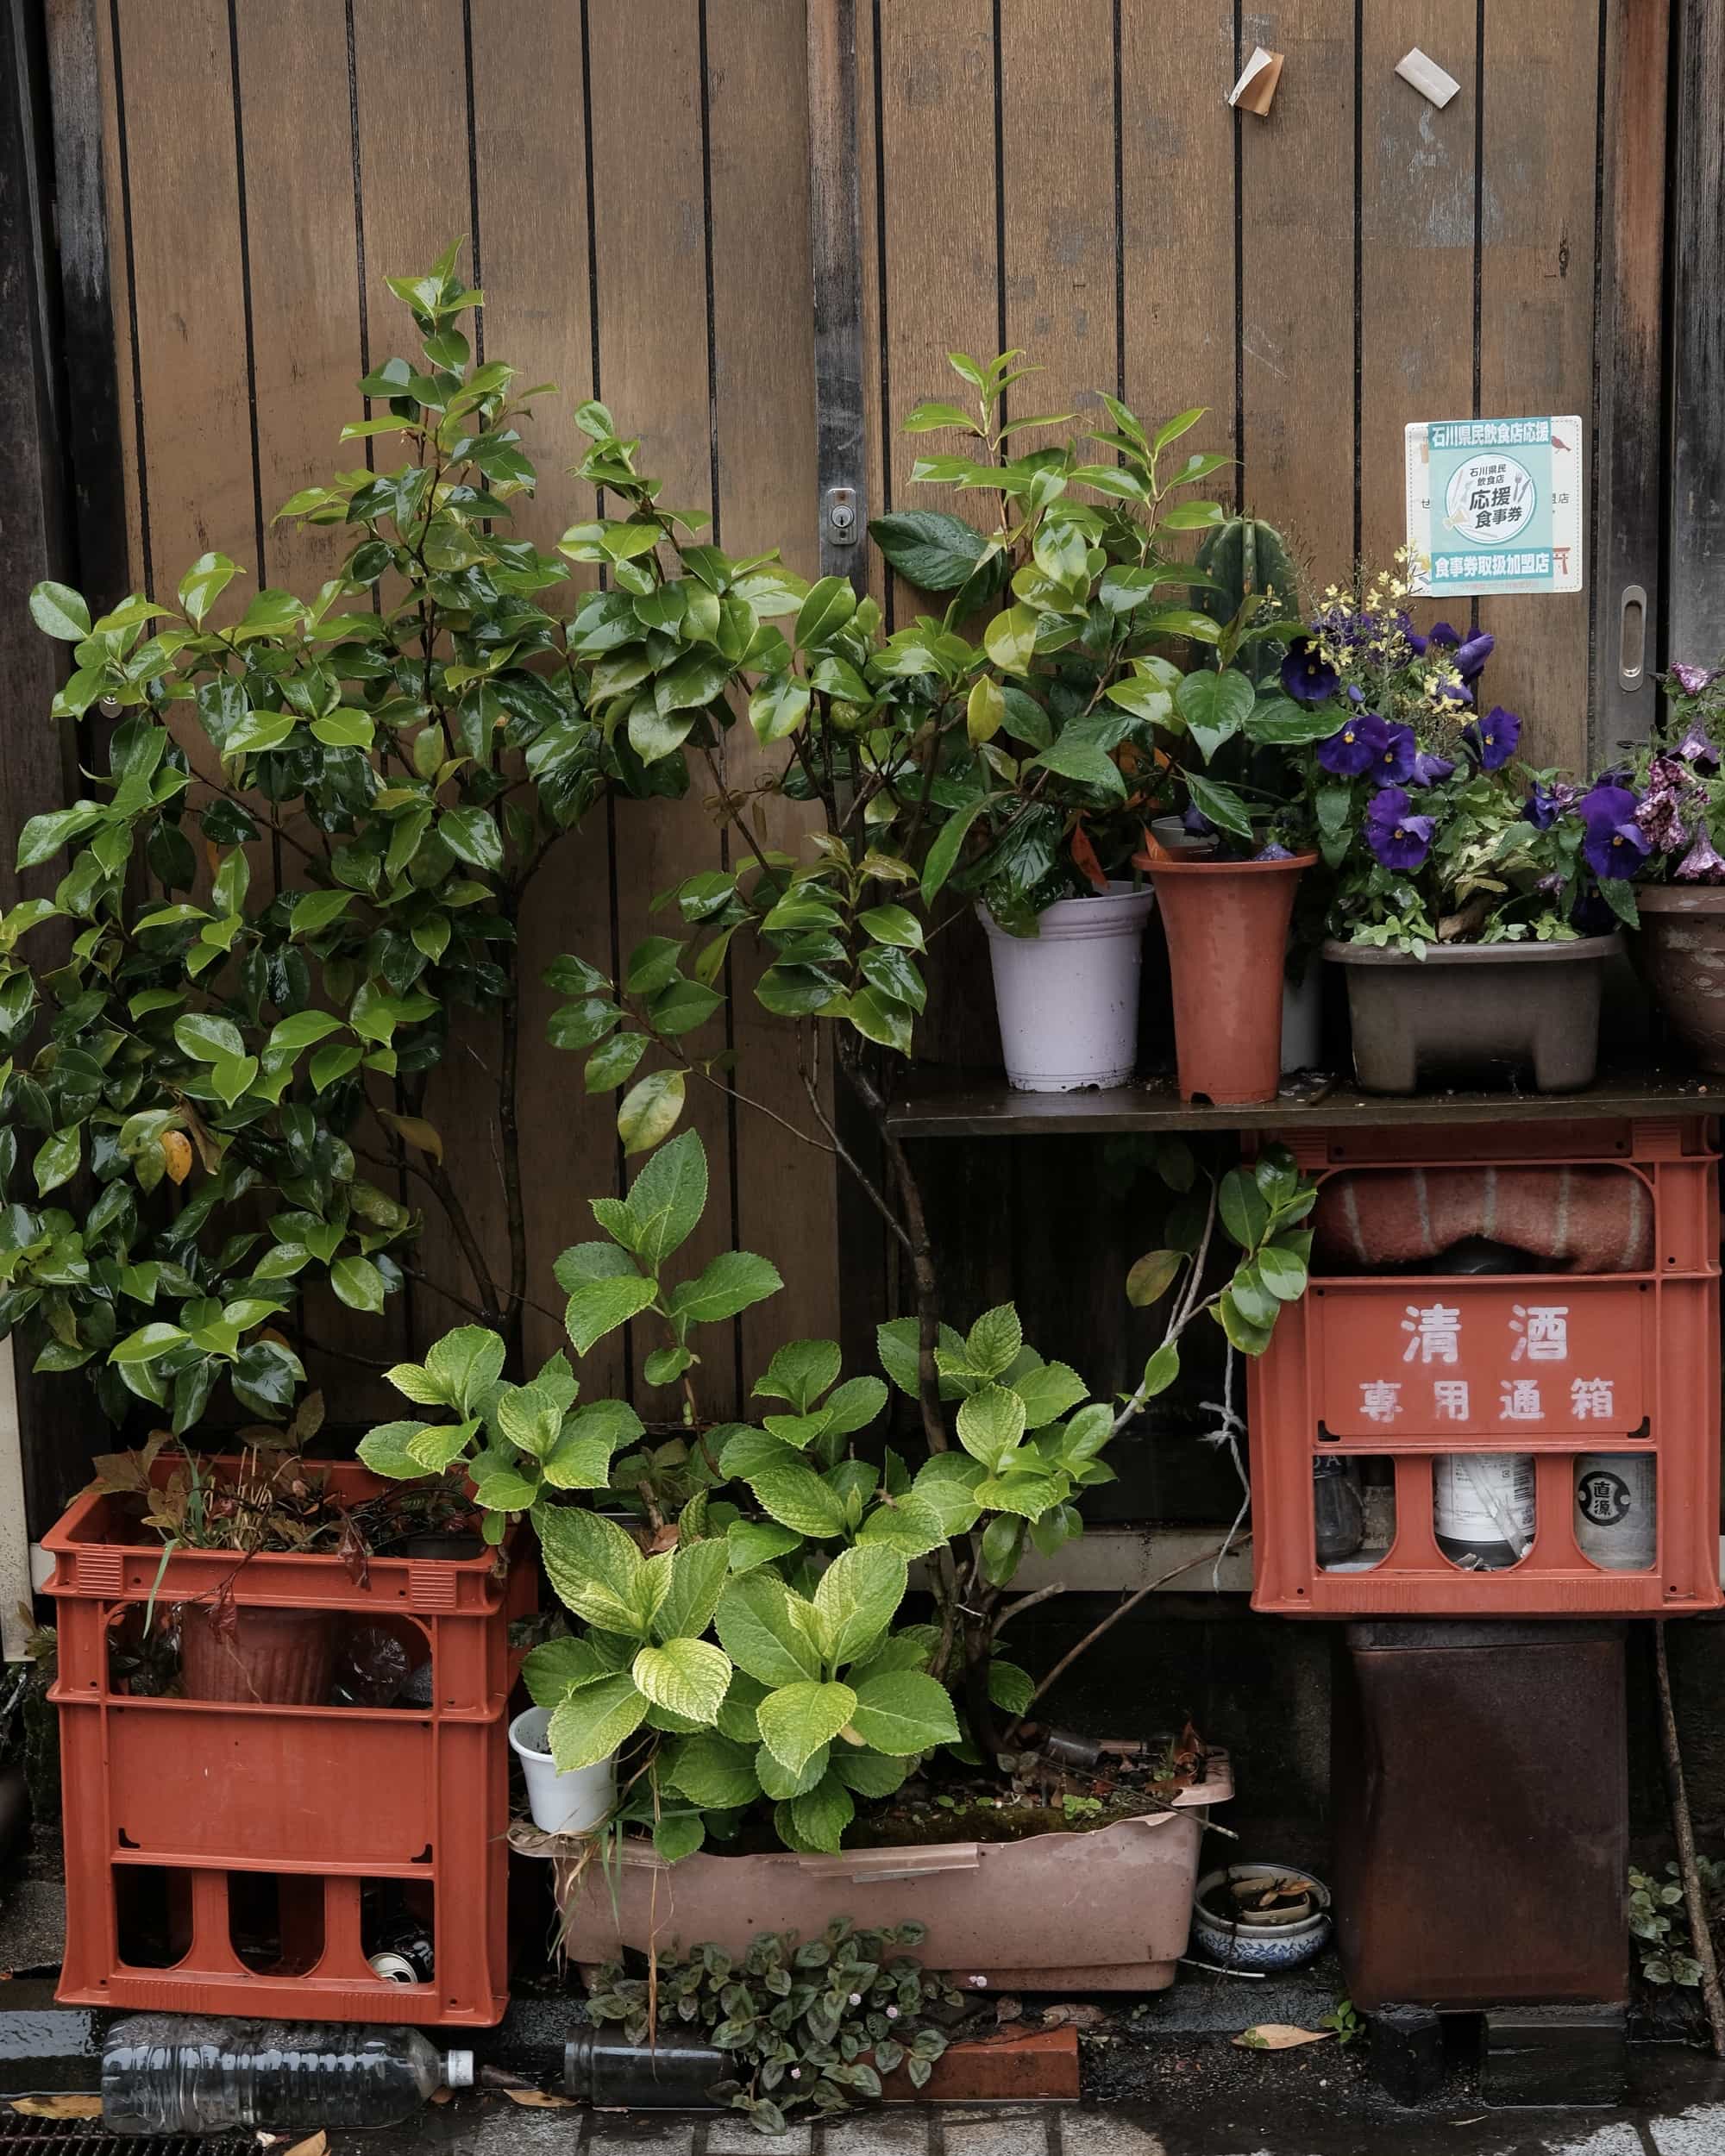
[1281,963,1322,1074]
[979,880,1157,1091]
[509,1707,616,1836]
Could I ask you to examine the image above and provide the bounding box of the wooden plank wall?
[80,0,832,1432]
[49,2,1645,1487]
[861,1,1631,768]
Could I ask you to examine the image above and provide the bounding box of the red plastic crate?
[45,1461,530,2026]
[1246,1116,1722,1617]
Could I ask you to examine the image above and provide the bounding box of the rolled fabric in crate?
[1313,1164,1653,1275]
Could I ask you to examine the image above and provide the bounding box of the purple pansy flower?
[1282,636,1340,706]
[1428,620,1495,681]
[1410,749,1456,786]
[1677,724,1720,771]
[1364,787,1435,872]
[1253,842,1295,862]
[1182,804,1214,835]
[1672,662,1717,696]
[1579,782,1652,880]
[1370,720,1420,787]
[1463,705,1521,772]
[1676,827,1725,882]
[1316,710,1389,777]
[1522,780,1575,830]
[1404,628,1428,656]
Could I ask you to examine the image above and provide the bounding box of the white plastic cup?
[979,881,1157,1091]
[1575,1454,1657,1570]
[509,1706,616,1835]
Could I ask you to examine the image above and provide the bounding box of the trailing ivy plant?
[586,1920,957,2134]
[10,245,611,1429]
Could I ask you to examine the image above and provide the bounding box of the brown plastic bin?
[537,1755,1231,1990]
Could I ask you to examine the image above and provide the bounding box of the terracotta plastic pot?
[1632,885,1725,1071]
[177,1601,336,1705]
[1326,933,1622,1094]
[1146,854,1314,1105]
[545,1755,1231,1990]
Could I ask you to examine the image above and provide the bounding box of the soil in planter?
[843,1727,1216,1851]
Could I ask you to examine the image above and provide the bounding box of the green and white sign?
[1403,416,1584,597]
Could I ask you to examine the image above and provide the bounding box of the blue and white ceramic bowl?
[1191,1863,1333,1973]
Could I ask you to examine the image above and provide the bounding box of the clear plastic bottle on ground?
[101,2016,473,2135]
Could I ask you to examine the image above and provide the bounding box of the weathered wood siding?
[31,1,1660,1487]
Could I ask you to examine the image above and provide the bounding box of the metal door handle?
[1618,585,1647,692]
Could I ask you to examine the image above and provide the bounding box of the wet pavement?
[8,1871,1725,2153]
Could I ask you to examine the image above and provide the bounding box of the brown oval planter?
[178,1601,336,1704]
[1631,885,1725,1072]
[1146,853,1314,1106]
[1326,933,1622,1094]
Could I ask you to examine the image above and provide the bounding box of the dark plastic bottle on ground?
[564,2028,725,2108]
[101,2016,473,2135]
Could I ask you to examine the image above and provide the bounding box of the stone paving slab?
[411,2104,1725,2153]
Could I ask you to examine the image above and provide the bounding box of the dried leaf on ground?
[1041,2002,1107,2029]
[282,2134,328,2156]
[10,2096,104,2119]
[503,2088,579,2109]
[1233,2023,1336,2051]
[994,1994,1023,2024]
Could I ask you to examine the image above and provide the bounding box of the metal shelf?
[887,1064,1722,1138]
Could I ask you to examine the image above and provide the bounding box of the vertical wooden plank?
[86,0,145,592]
[349,2,505,1390]
[1119,0,1235,459]
[1666,0,1724,674]
[2,0,98,1531]
[1238,0,1356,580]
[807,0,868,584]
[843,0,894,1382]
[467,0,625,1396]
[873,1,1001,1075]
[1357,2,1477,580]
[999,1,1117,423]
[110,0,253,592]
[43,0,131,611]
[874,0,999,617]
[231,0,363,594]
[1477,8,1602,771]
[1592,0,1668,761]
[586,0,741,1414]
[706,0,841,1380]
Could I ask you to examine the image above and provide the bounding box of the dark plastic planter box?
[1326,934,1622,1094]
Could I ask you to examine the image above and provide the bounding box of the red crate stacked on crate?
[1246,1116,1722,1617]
[45,1461,529,2026]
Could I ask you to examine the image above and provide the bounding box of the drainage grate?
[0,2121,245,2155]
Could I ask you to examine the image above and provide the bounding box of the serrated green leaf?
[631,1637,731,1724]
[847,1670,961,1756]
[756,1680,859,1774]
[548,1674,649,1771]
[715,1573,823,1687]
